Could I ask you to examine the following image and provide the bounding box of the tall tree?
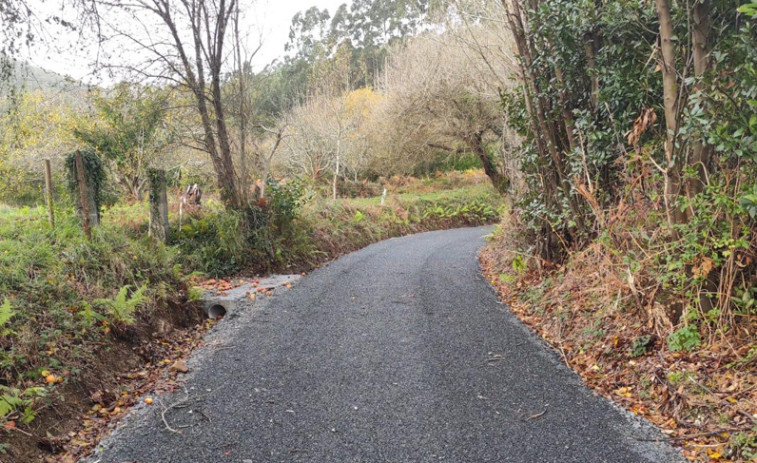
[687,0,712,200]
[95,0,247,209]
[284,0,431,91]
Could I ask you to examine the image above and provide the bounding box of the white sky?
[23,0,351,84]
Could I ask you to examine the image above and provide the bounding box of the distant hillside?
[2,59,85,94]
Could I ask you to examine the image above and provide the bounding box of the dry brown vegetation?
[482,213,757,462]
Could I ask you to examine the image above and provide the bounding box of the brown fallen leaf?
[90,390,104,404]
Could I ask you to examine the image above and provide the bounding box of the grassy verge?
[305,183,500,263]
[0,205,205,459]
[171,173,501,277]
[0,171,502,461]
[481,220,757,463]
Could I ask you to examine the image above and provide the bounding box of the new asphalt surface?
[87,227,683,463]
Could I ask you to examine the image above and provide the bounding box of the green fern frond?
[0,299,15,330]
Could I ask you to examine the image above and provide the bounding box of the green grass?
[346,183,495,206]
[300,183,503,261]
[0,204,186,425]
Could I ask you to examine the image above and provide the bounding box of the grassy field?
[0,170,503,460]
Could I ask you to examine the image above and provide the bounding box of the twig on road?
[558,345,571,367]
[158,393,190,434]
[518,405,549,421]
[527,408,548,420]
[212,345,237,353]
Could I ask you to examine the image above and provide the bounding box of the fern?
[0,299,15,335]
[95,284,148,325]
[0,390,21,418]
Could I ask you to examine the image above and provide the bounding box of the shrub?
[174,180,313,275]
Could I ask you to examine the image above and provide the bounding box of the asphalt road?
[88,227,682,463]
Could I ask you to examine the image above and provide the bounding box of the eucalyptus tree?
[284,0,432,92]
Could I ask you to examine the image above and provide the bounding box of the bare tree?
[95,0,248,209]
[252,122,286,199]
[378,30,516,192]
[281,95,343,185]
[233,1,250,198]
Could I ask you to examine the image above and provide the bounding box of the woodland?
[0,0,755,461]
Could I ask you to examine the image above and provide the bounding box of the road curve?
[88,226,682,463]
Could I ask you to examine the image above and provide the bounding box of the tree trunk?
[469,132,507,193]
[655,0,687,228]
[583,32,600,113]
[148,169,169,244]
[211,60,244,209]
[553,63,576,152]
[44,159,55,228]
[687,0,712,201]
[332,149,340,200]
[234,2,249,200]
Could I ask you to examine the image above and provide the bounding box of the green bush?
[175,210,249,276]
[174,180,314,276]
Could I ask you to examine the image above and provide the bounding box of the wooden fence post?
[148,169,169,243]
[74,150,92,240]
[44,159,55,228]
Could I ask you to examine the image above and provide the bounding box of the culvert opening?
[207,304,227,319]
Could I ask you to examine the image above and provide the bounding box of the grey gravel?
[86,226,683,463]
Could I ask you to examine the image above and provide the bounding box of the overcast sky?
[23,0,351,83]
